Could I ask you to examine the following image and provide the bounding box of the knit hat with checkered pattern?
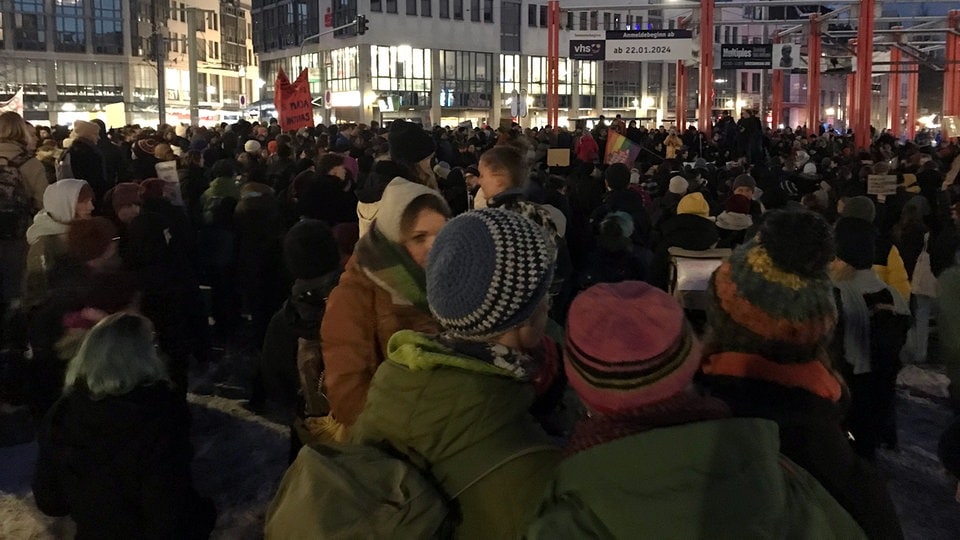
[706,209,838,363]
[427,208,554,339]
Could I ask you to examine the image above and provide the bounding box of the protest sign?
[274,68,315,132]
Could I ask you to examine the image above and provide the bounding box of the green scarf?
[354,227,429,312]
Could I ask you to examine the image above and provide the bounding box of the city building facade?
[251,0,865,130]
[0,0,259,126]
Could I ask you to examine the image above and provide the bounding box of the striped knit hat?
[706,210,837,363]
[427,208,554,339]
[565,281,701,413]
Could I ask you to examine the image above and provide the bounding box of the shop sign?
[605,30,693,62]
[570,32,605,61]
[720,44,774,69]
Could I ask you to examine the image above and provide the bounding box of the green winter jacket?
[352,330,561,540]
[527,418,866,540]
[939,266,960,402]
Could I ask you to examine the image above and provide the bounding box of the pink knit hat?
[565,281,702,414]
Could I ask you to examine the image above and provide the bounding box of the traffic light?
[357,15,369,35]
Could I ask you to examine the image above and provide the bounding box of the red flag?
[274,68,314,132]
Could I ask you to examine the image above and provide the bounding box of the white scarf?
[834,269,909,375]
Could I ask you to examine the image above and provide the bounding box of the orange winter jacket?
[319,255,441,428]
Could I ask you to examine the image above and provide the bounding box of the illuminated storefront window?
[500,54,520,94]
[327,46,359,93]
[439,51,492,109]
[55,61,124,97]
[371,45,431,108]
[527,56,571,108]
[577,60,597,109]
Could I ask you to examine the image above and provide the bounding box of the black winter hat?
[388,120,436,165]
[284,219,340,279]
[834,217,876,270]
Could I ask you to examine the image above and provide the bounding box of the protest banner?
[0,89,24,116]
[274,68,314,132]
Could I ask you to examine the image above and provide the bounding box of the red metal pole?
[547,0,560,129]
[677,62,687,131]
[847,39,857,134]
[946,10,960,117]
[676,16,687,131]
[906,61,918,140]
[772,36,783,129]
[698,0,715,136]
[807,14,821,133]
[888,33,901,137]
[855,0,875,150]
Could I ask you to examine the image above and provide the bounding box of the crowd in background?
[0,107,959,537]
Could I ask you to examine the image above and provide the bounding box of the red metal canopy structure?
[551,1,959,148]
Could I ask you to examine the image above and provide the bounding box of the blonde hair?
[64,313,170,398]
[0,111,32,146]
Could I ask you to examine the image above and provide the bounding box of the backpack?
[56,149,73,181]
[0,153,35,240]
[265,442,554,539]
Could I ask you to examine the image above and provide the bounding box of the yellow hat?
[677,192,710,218]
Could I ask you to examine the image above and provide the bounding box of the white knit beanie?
[668,175,688,195]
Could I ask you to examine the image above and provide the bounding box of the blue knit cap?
[427,208,554,339]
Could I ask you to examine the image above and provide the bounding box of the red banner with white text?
[274,68,314,132]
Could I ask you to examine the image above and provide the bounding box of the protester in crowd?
[0,111,47,335]
[839,195,911,300]
[730,173,764,220]
[62,121,107,206]
[178,150,209,229]
[320,178,449,434]
[26,216,132,421]
[478,144,571,321]
[578,212,649,289]
[299,155,359,228]
[893,196,936,365]
[664,128,683,160]
[24,179,94,307]
[351,208,561,539]
[699,210,904,539]
[715,193,756,248]
[258,219,342,458]
[574,131,599,168]
[356,120,438,236]
[234,181,284,345]
[33,313,216,539]
[937,202,960,409]
[589,163,652,247]
[830,217,910,458]
[197,158,242,329]
[527,281,865,539]
[650,192,719,289]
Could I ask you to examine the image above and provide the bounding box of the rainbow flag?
[604,131,641,166]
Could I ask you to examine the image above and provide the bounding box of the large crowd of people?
[0,107,959,537]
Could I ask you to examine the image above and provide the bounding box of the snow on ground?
[1,363,958,539]
[878,391,960,540]
[898,364,951,400]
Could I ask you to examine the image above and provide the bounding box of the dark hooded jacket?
[33,382,215,540]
